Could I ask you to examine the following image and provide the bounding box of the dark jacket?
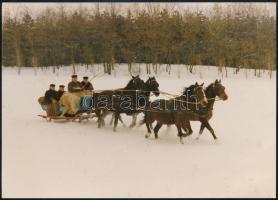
[57,90,65,100]
[68,81,82,93]
[81,81,94,91]
[44,89,58,104]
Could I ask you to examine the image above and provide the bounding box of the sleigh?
[38,95,97,122]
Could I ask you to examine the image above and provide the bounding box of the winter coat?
[68,81,82,93]
[57,90,65,100]
[44,89,58,104]
[81,81,94,91]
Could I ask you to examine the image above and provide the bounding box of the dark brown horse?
[93,75,144,128]
[197,79,228,139]
[110,76,160,132]
[143,82,208,144]
[154,79,228,140]
[104,76,161,129]
[187,79,228,140]
[93,76,160,131]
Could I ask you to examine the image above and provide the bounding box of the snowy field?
[2,64,276,197]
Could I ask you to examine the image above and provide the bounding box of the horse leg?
[109,112,125,127]
[145,113,153,138]
[153,123,162,139]
[175,123,185,144]
[118,114,127,128]
[196,123,205,140]
[109,112,115,126]
[150,123,154,130]
[182,120,193,137]
[95,110,103,128]
[175,115,187,144]
[200,119,217,140]
[113,112,120,132]
[129,113,138,128]
[99,110,111,127]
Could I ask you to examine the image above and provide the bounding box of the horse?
[112,76,160,132]
[106,76,161,129]
[93,75,145,128]
[185,79,228,140]
[94,76,160,131]
[143,82,208,144]
[153,79,228,140]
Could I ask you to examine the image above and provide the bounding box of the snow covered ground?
[2,64,276,197]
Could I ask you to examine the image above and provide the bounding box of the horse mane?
[125,78,136,89]
[182,84,195,96]
[205,83,216,93]
[125,76,145,90]
[205,82,217,98]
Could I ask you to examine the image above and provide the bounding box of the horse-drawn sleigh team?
[38,74,228,144]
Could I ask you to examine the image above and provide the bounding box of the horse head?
[209,79,228,100]
[183,82,208,108]
[126,75,144,90]
[145,76,160,96]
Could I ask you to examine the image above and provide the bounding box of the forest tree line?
[2,4,276,74]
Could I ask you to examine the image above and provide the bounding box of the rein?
[90,89,221,104]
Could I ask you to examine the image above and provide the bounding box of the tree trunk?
[128,63,131,73]
[107,63,112,75]
[138,63,141,74]
[245,68,248,79]
[103,63,107,74]
[14,32,22,75]
[72,63,76,75]
[269,69,272,79]
[177,66,181,79]
[189,65,194,74]
[146,63,150,74]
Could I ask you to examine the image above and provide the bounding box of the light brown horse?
[143,82,208,144]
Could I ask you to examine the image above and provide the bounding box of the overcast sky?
[2,2,276,17]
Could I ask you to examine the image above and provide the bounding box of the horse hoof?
[145,133,150,138]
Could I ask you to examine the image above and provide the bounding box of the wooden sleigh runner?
[37,113,97,122]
